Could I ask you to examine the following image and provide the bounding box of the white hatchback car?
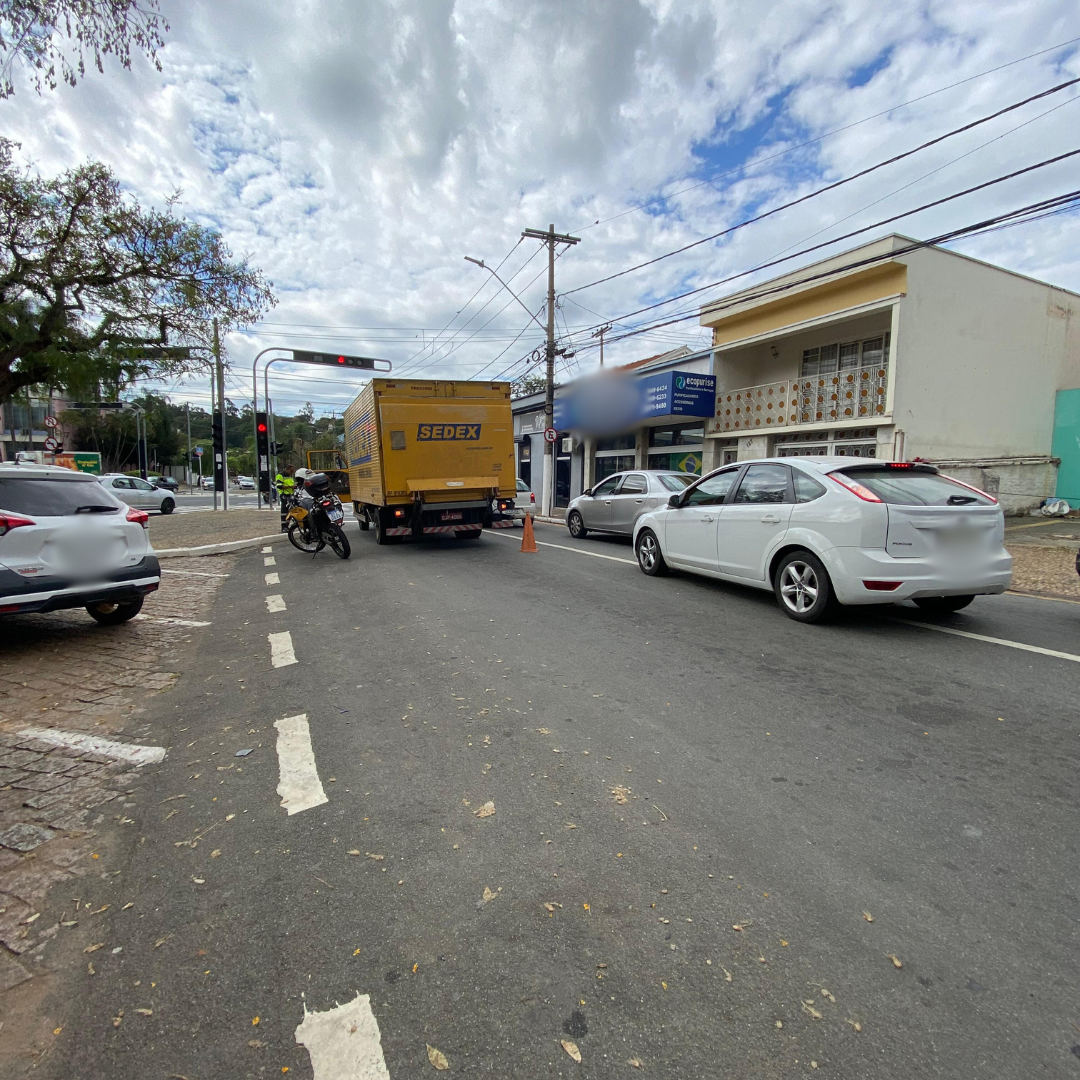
[632,457,1011,623]
[97,473,176,515]
[0,463,160,623]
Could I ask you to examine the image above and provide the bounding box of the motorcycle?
[285,472,351,559]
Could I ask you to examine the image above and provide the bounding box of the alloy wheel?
[779,561,819,614]
[638,533,657,571]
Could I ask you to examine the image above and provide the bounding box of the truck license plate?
[441,511,463,522]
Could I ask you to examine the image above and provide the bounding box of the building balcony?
[708,364,889,434]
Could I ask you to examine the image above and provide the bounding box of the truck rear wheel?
[355,503,369,531]
[373,510,387,545]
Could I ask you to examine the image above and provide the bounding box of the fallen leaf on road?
[628,1058,642,1068]
[122,903,134,911]
[802,1001,823,1020]
[84,943,104,954]
[597,962,607,969]
[135,1008,153,1016]
[887,954,903,969]
[20,912,40,925]
[365,853,385,861]
[226,814,235,821]
[611,786,631,804]
[482,887,498,903]
[846,1018,862,1032]
[863,911,874,922]
[473,801,496,818]
[248,1039,265,1048]
[160,794,187,803]
[722,968,733,983]
[732,924,744,932]
[537,727,551,735]
[426,1043,449,1070]
[163,809,180,822]
[154,935,172,949]
[112,1010,123,1027]
[821,989,835,1002]
[252,1017,260,1026]
[192,877,205,884]
[543,902,562,913]
[60,920,77,927]
[347,850,361,856]
[561,1039,582,1063]
[87,962,95,975]
[775,1020,783,1029]
[210,849,222,858]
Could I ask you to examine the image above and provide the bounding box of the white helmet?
[294,468,313,481]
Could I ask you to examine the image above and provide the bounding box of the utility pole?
[521,224,580,517]
[213,317,229,511]
[592,324,612,368]
[185,403,192,491]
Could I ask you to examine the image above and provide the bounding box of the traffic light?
[211,411,225,491]
[291,350,390,371]
[255,411,271,495]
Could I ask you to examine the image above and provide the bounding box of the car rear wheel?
[160,498,175,515]
[86,596,144,625]
[774,550,835,623]
[913,595,975,614]
[567,510,587,539]
[635,529,667,576]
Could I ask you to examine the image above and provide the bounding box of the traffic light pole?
[213,318,228,512]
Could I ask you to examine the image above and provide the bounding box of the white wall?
[894,247,1080,460]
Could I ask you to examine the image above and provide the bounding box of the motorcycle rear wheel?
[287,522,319,553]
[325,523,351,559]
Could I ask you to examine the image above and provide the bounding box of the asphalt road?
[47,521,1080,1079]
[171,490,264,511]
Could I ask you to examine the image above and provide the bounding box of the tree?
[0,0,169,98]
[511,373,546,398]
[0,139,276,405]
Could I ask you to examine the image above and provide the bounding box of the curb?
[155,532,289,559]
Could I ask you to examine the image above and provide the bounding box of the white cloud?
[3,0,1078,413]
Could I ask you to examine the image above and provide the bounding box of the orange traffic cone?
[520,513,538,553]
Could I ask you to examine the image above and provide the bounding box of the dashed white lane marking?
[273,713,328,816]
[294,992,389,1079]
[261,545,273,553]
[269,630,297,667]
[489,530,636,565]
[18,725,166,766]
[265,572,280,585]
[134,615,212,627]
[162,568,231,578]
[264,555,277,567]
[266,594,286,613]
[895,619,1080,664]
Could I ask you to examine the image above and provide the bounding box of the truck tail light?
[0,512,35,537]
[126,507,150,529]
[393,508,406,518]
[829,473,882,503]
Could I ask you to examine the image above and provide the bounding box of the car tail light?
[126,507,150,529]
[829,473,882,503]
[0,512,35,537]
[943,475,998,504]
[863,580,903,591]
[530,492,536,504]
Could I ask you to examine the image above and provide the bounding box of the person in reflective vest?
[276,466,296,531]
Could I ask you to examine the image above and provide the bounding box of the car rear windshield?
[658,474,694,491]
[835,467,995,506]
[0,476,122,516]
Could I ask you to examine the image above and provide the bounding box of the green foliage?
[0,139,276,405]
[0,0,169,98]
[511,373,546,398]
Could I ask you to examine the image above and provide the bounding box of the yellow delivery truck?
[344,378,517,543]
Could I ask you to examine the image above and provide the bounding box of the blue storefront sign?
[554,370,715,433]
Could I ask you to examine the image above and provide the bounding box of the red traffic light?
[337,356,345,364]
[257,422,268,432]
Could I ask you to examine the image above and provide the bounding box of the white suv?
[0,463,160,624]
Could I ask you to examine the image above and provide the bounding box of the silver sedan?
[566,470,694,538]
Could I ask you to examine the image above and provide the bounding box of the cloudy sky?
[5,0,1080,415]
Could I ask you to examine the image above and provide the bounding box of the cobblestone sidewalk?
[149,507,284,549]
[0,555,233,1005]
[1006,544,1080,600]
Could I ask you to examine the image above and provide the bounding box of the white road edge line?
[488,530,637,565]
[264,555,277,566]
[294,992,390,1079]
[895,619,1080,664]
[162,568,230,578]
[261,546,273,553]
[18,725,166,766]
[274,713,328,816]
[133,615,212,627]
[269,630,297,667]
[265,572,280,586]
[266,594,286,613]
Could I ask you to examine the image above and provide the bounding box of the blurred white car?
[0,463,160,623]
[97,473,176,515]
[236,475,255,490]
[633,457,1011,623]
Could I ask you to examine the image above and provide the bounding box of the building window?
[774,426,878,458]
[648,423,704,447]
[594,454,635,483]
[716,437,738,465]
[648,423,703,475]
[801,334,890,377]
[595,434,636,452]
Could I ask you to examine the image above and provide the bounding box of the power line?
[578,34,1080,231]
[563,76,1080,297]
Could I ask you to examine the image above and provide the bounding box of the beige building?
[699,235,1080,512]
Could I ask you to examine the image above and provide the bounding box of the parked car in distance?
[0,462,160,623]
[632,458,1011,623]
[236,475,255,490]
[567,470,695,538]
[148,474,179,492]
[96,473,176,515]
[515,478,534,524]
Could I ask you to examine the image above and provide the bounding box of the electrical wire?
[563,76,1080,297]
[578,34,1080,231]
